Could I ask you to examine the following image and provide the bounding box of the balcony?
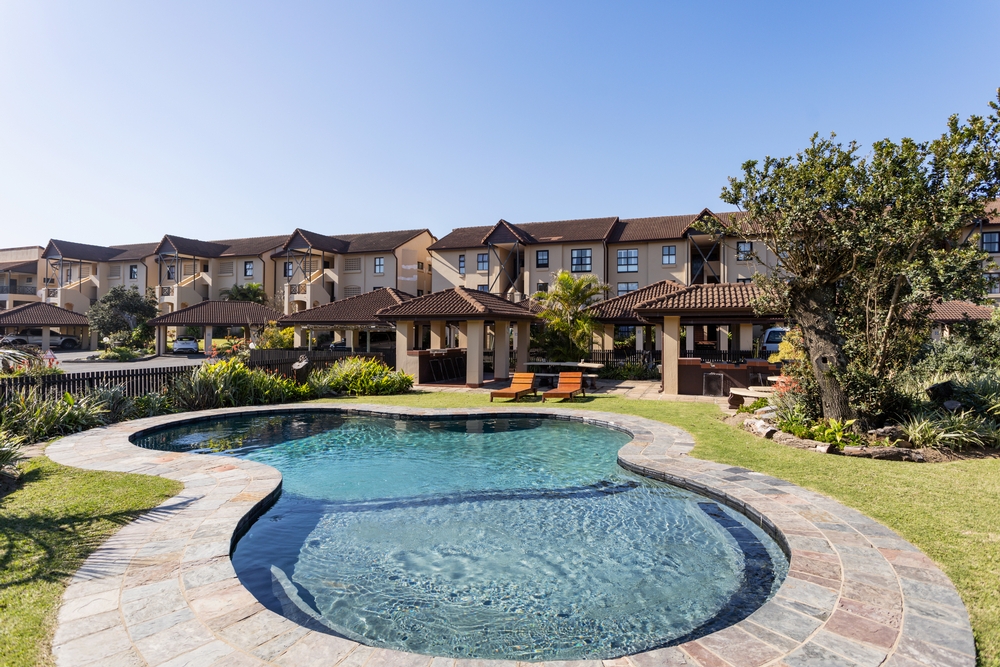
[289,284,307,295]
[160,286,173,297]
[0,285,38,295]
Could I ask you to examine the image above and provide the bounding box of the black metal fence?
[0,366,193,404]
[681,349,758,363]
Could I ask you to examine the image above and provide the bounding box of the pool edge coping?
[45,403,975,667]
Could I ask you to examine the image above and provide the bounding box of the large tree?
[532,271,608,361]
[87,286,160,345]
[716,93,1000,422]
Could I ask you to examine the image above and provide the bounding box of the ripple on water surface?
[133,412,787,661]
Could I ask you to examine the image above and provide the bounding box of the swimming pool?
[133,411,787,661]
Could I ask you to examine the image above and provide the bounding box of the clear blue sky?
[1,1,998,248]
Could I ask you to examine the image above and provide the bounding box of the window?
[283,262,294,278]
[81,265,91,278]
[617,249,638,273]
[737,278,753,284]
[183,262,195,276]
[477,253,489,272]
[765,329,786,344]
[166,265,175,281]
[571,248,592,272]
[477,284,489,292]
[736,241,753,261]
[374,257,385,274]
[219,261,234,276]
[536,282,548,293]
[662,245,677,266]
[617,282,639,296]
[536,250,549,268]
[109,265,121,279]
[344,285,361,298]
[202,263,209,273]
[615,325,636,340]
[458,255,466,275]
[344,257,361,272]
[987,273,1000,295]
[984,232,1000,253]
[323,260,331,269]
[417,289,424,296]
[244,261,254,277]
[417,261,424,271]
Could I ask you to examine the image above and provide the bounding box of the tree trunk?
[790,288,853,420]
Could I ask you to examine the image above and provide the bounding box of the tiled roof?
[277,228,429,257]
[216,235,289,257]
[279,288,414,325]
[609,216,698,243]
[928,300,994,324]
[147,300,283,327]
[43,239,127,263]
[588,280,686,323]
[108,243,160,261]
[0,260,39,274]
[155,235,230,258]
[0,302,89,326]
[635,282,763,314]
[429,217,619,250]
[377,287,538,320]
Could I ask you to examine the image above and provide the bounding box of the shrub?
[0,390,107,443]
[737,397,770,414]
[99,347,140,361]
[597,362,659,381]
[257,325,295,350]
[171,358,311,411]
[308,357,413,396]
[901,410,995,451]
[0,431,28,477]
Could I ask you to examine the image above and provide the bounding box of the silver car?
[172,336,200,354]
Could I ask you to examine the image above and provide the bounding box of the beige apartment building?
[0,245,44,310]
[428,209,774,300]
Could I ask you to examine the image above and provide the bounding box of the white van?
[761,327,789,355]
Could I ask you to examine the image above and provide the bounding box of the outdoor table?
[525,361,604,389]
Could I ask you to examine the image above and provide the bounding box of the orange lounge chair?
[490,373,537,402]
[542,372,585,402]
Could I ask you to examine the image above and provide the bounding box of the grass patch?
[318,391,1000,667]
[0,457,181,667]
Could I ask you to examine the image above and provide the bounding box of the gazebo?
[377,287,538,387]
[634,283,783,395]
[927,300,994,339]
[278,288,414,351]
[147,300,282,355]
[587,279,686,351]
[0,302,94,349]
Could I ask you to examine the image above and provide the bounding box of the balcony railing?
[47,288,58,298]
[0,285,37,295]
[160,286,173,297]
[289,284,306,295]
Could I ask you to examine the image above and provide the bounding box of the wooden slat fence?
[0,366,193,404]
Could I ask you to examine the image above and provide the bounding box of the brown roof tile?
[0,260,39,274]
[147,300,283,327]
[635,282,764,314]
[276,228,430,257]
[0,302,89,326]
[279,288,414,325]
[928,300,994,324]
[429,217,619,250]
[107,243,160,261]
[155,235,230,258]
[43,239,128,263]
[216,235,289,257]
[377,287,537,320]
[588,280,686,323]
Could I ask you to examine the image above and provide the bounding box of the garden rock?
[773,431,830,451]
[754,406,778,422]
[943,400,963,412]
[843,446,925,462]
[926,380,956,402]
[867,425,908,446]
[746,419,777,439]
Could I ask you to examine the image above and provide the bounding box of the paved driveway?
[53,350,206,373]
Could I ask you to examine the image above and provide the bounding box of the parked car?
[0,328,80,349]
[760,327,789,355]
[171,336,200,354]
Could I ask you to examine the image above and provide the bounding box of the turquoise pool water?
[134,412,787,661]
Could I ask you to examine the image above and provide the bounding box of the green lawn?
[321,391,1000,667]
[0,457,181,667]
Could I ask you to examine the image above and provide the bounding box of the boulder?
[943,400,963,412]
[843,445,925,462]
[867,425,910,447]
[746,419,777,439]
[926,380,956,402]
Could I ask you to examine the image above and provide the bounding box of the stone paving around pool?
[45,404,975,667]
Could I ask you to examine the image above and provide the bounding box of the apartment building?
[428,209,773,300]
[274,229,435,314]
[970,207,1000,302]
[0,245,44,310]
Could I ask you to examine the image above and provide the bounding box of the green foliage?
[532,271,608,361]
[86,286,159,342]
[0,390,107,443]
[901,410,997,451]
[597,362,659,381]
[308,357,414,396]
[718,93,1000,423]
[171,358,311,411]
[99,346,140,361]
[736,397,770,414]
[257,324,295,349]
[221,283,269,304]
[0,431,28,475]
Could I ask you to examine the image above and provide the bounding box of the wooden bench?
[728,387,773,409]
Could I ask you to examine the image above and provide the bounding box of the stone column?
[635,326,644,352]
[396,321,419,378]
[516,320,530,372]
[603,324,614,351]
[685,325,695,352]
[654,324,662,351]
[204,326,213,355]
[430,320,446,349]
[345,329,356,352]
[465,320,484,387]
[739,323,754,354]
[494,320,510,380]
[155,326,166,355]
[662,316,681,395]
[41,328,50,350]
[718,325,730,353]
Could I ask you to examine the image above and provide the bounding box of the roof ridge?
[455,286,488,314]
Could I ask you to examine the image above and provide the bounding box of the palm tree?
[532,271,608,361]
[221,283,268,304]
